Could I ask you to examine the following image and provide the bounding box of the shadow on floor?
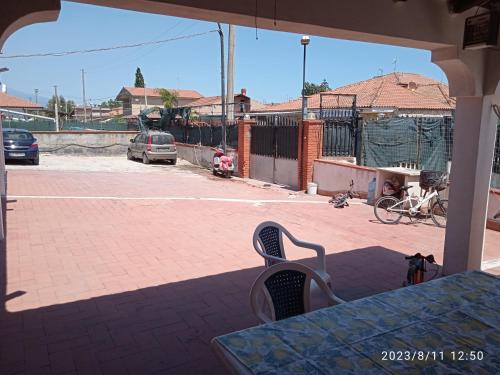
[0,246,417,375]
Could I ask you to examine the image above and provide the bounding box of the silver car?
[127,131,177,164]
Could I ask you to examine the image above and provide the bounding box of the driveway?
[2,155,499,374]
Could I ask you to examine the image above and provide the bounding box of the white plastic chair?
[250,262,344,323]
[253,221,332,287]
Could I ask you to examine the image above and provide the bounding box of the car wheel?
[142,153,150,164]
[170,158,177,165]
[127,149,133,160]
[32,156,40,166]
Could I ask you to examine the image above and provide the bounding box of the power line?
[0,30,218,59]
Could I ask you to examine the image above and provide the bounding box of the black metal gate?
[250,115,299,186]
[251,116,299,160]
[319,93,360,159]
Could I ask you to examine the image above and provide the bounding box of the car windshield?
[3,131,33,141]
[151,134,174,145]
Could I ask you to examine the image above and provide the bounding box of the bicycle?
[374,171,448,228]
[329,180,356,208]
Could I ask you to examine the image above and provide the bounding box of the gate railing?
[322,117,360,157]
[251,115,299,160]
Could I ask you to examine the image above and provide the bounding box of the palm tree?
[159,89,179,108]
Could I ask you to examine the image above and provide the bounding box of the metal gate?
[320,93,360,160]
[250,115,299,187]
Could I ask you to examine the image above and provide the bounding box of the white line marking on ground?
[481,258,500,271]
[9,195,332,205]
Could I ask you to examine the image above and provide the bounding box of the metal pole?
[81,69,87,123]
[144,84,148,108]
[53,85,60,132]
[34,89,39,104]
[226,24,235,121]
[217,23,227,152]
[301,43,307,120]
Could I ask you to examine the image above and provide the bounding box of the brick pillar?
[299,119,324,190]
[237,118,254,178]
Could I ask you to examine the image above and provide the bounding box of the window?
[151,134,174,145]
[3,131,33,141]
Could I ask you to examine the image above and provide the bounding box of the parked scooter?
[212,148,234,178]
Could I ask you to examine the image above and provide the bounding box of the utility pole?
[144,83,148,108]
[53,85,60,132]
[217,23,226,153]
[226,24,235,122]
[81,69,87,123]
[34,89,39,104]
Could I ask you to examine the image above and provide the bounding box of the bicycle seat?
[400,185,413,191]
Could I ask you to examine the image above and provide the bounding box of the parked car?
[3,128,39,165]
[127,130,177,164]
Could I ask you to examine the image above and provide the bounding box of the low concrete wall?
[33,131,137,155]
[313,159,376,197]
[176,143,238,171]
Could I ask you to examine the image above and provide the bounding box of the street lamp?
[300,36,310,119]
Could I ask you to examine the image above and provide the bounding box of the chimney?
[241,88,247,96]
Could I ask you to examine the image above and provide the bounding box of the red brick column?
[237,118,254,178]
[299,119,324,190]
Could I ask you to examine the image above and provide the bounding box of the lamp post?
[300,36,310,119]
[0,67,9,94]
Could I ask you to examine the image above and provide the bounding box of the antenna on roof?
[393,57,398,73]
[377,68,383,76]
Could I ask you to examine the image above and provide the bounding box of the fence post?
[299,118,324,191]
[237,118,254,178]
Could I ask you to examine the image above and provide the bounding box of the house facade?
[116,87,203,116]
[0,92,43,117]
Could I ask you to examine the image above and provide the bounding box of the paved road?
[2,155,499,375]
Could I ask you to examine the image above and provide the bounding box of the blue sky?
[0,1,447,105]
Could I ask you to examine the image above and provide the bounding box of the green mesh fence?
[1,120,131,132]
[2,119,56,131]
[361,117,453,172]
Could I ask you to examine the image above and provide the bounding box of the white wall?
[176,143,238,171]
[33,131,137,155]
[313,160,376,197]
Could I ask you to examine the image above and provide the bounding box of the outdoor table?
[212,271,500,374]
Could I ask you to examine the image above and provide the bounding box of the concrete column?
[443,95,499,274]
[237,118,254,178]
[299,119,324,190]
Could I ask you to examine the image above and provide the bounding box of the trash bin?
[307,182,318,195]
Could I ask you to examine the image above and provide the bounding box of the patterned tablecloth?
[213,271,500,374]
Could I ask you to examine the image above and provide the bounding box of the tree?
[101,99,121,108]
[158,89,179,109]
[134,67,145,88]
[46,95,75,115]
[303,79,331,96]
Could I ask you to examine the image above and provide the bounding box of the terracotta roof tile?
[0,92,43,109]
[257,72,454,112]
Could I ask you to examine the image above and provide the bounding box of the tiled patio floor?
[2,158,499,374]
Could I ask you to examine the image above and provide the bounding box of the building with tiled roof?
[257,73,455,118]
[0,92,43,112]
[116,86,203,116]
[187,89,265,118]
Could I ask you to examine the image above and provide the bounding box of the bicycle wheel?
[430,199,448,228]
[374,196,404,224]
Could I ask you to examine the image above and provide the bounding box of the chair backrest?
[253,221,287,266]
[250,262,332,323]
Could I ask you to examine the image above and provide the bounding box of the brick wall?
[237,118,254,178]
[299,119,324,190]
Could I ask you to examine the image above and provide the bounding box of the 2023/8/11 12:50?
[381,351,485,361]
